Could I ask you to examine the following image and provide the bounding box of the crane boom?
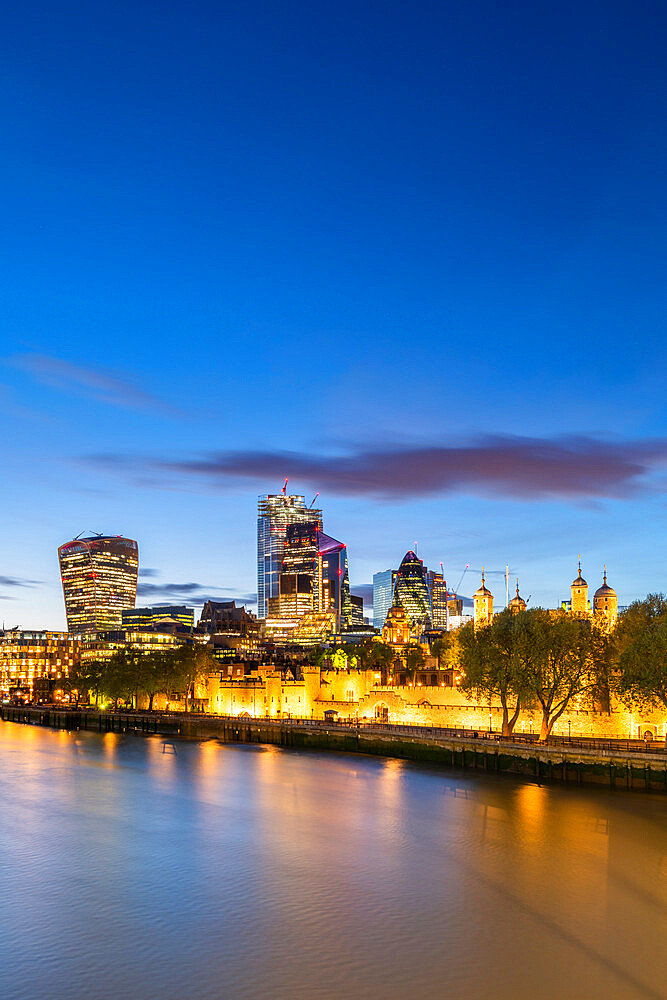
[455,564,469,593]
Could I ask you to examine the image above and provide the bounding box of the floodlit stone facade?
[200,663,667,741]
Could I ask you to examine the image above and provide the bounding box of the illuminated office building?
[349,595,365,628]
[257,494,322,619]
[268,524,352,631]
[58,535,138,635]
[0,630,81,702]
[122,605,194,631]
[426,570,448,629]
[271,520,321,621]
[316,531,352,629]
[393,551,432,632]
[373,569,397,629]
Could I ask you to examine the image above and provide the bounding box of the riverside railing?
[7,705,667,757]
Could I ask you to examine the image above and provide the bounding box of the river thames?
[0,722,665,1000]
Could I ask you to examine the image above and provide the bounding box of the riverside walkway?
[2,705,666,792]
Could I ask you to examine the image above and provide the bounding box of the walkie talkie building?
[58,535,139,635]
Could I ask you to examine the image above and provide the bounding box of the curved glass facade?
[58,535,138,636]
[393,550,432,632]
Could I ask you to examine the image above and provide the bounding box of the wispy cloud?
[0,576,40,605]
[136,580,257,607]
[87,434,667,501]
[10,353,178,415]
[0,576,40,588]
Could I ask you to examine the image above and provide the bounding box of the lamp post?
[568,719,571,742]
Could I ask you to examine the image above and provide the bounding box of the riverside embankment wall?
[3,706,667,793]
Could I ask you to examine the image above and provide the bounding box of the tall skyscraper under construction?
[257,493,322,619]
[58,535,138,636]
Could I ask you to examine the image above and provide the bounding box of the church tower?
[593,566,618,628]
[473,569,493,627]
[570,557,589,615]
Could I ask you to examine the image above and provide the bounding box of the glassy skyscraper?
[426,570,448,629]
[257,494,322,619]
[268,524,352,631]
[394,550,432,632]
[373,569,397,630]
[58,535,138,635]
[316,531,351,629]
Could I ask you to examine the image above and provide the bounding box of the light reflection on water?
[0,722,666,1000]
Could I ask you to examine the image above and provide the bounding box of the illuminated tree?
[458,615,527,737]
[520,609,595,741]
[403,644,426,685]
[367,641,395,685]
[172,643,217,712]
[617,605,667,745]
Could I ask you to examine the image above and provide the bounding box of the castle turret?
[593,566,617,628]
[473,569,493,627]
[508,580,526,615]
[570,557,589,615]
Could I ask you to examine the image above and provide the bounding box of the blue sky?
[2,0,667,628]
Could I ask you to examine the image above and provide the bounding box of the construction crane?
[309,492,320,508]
[454,564,469,594]
[281,477,288,495]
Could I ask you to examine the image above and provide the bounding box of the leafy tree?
[521,609,595,741]
[403,644,426,685]
[331,648,348,670]
[100,648,140,709]
[67,658,104,707]
[588,628,615,714]
[137,649,173,711]
[172,643,217,712]
[431,631,462,672]
[459,614,528,737]
[615,594,667,658]
[618,618,667,745]
[366,641,395,685]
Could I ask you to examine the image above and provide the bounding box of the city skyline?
[2,1,667,627]
[1,496,629,631]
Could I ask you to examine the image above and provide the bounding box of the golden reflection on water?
[0,722,666,1000]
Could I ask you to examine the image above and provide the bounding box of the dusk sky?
[2,0,667,629]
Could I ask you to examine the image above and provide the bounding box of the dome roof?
[508,581,526,609]
[474,571,492,598]
[594,570,616,599]
[572,558,587,588]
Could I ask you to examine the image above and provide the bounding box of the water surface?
[0,722,666,1000]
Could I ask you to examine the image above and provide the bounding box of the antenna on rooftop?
[309,492,320,507]
[282,477,288,496]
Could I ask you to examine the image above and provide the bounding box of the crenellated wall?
[202,665,667,740]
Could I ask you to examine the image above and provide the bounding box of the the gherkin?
[393,550,432,633]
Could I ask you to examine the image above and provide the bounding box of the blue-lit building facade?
[373,569,397,629]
